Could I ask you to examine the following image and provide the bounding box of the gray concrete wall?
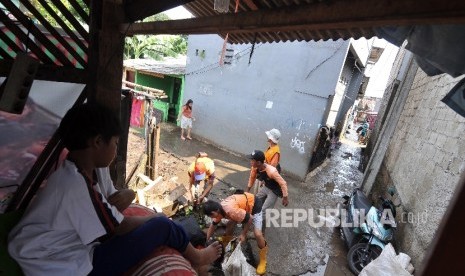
[184,35,350,179]
[336,56,364,124]
[380,68,465,267]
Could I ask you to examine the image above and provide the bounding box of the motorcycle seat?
[353,189,372,214]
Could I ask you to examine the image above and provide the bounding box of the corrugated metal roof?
[183,0,376,44]
[123,57,187,76]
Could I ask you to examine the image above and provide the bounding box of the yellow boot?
[256,245,268,275]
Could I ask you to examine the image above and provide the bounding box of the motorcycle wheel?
[347,243,382,275]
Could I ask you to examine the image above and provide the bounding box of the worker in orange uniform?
[250,128,282,193]
[265,128,282,171]
[187,152,215,204]
[203,191,268,275]
[247,150,289,209]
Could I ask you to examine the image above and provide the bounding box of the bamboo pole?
[154,124,161,178]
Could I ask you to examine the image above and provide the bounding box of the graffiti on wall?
[290,134,306,154]
[198,83,213,96]
[285,118,313,154]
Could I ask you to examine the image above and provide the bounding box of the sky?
[163,6,193,20]
[363,38,399,98]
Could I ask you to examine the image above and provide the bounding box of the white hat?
[265,128,281,144]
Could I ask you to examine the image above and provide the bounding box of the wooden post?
[149,126,156,179]
[146,122,153,177]
[88,0,126,188]
[153,124,161,178]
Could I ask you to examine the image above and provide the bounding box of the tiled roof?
[123,57,187,76]
[183,0,376,44]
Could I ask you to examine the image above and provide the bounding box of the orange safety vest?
[265,144,280,165]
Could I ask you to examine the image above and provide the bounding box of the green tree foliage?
[24,2,187,60]
[27,0,89,29]
[124,14,187,60]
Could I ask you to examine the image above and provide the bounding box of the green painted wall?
[136,72,174,100]
[134,71,184,123]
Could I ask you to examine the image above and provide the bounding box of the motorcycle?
[338,188,397,274]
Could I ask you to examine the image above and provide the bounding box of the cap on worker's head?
[265,128,281,144]
[248,150,265,162]
[194,162,207,181]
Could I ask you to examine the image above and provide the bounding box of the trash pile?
[359,243,415,276]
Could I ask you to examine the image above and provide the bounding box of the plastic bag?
[222,241,255,276]
[360,243,414,276]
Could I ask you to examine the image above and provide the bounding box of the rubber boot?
[256,245,268,275]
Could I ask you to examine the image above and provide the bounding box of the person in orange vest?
[203,191,268,275]
[265,128,282,171]
[187,152,215,204]
[250,128,282,193]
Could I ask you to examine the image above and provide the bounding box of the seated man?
[203,192,268,275]
[187,152,215,204]
[8,102,221,276]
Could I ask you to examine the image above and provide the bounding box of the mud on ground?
[126,124,364,275]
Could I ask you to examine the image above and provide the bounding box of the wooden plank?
[91,0,124,110]
[49,0,90,42]
[168,185,188,201]
[0,41,13,59]
[147,125,153,177]
[0,27,25,54]
[0,60,87,83]
[122,80,165,96]
[18,0,87,68]
[0,10,54,64]
[37,0,88,50]
[153,124,161,178]
[137,189,146,206]
[114,89,132,189]
[243,0,259,10]
[34,64,87,83]
[1,0,74,67]
[137,174,163,192]
[124,0,465,36]
[139,70,165,79]
[68,0,90,24]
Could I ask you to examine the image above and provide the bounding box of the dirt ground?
[125,123,364,275]
[126,127,188,184]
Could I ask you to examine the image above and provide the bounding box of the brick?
[446,157,463,175]
[429,132,438,144]
[435,134,447,148]
[443,137,458,155]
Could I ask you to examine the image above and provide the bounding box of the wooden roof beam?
[0,60,87,83]
[123,0,465,36]
[243,0,259,10]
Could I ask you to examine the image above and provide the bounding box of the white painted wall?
[184,35,350,179]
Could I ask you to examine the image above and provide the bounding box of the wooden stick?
[122,80,165,95]
[154,125,161,178]
[137,174,163,192]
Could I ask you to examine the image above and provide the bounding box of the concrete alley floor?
[157,123,364,275]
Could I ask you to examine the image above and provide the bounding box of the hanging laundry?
[130,98,144,127]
